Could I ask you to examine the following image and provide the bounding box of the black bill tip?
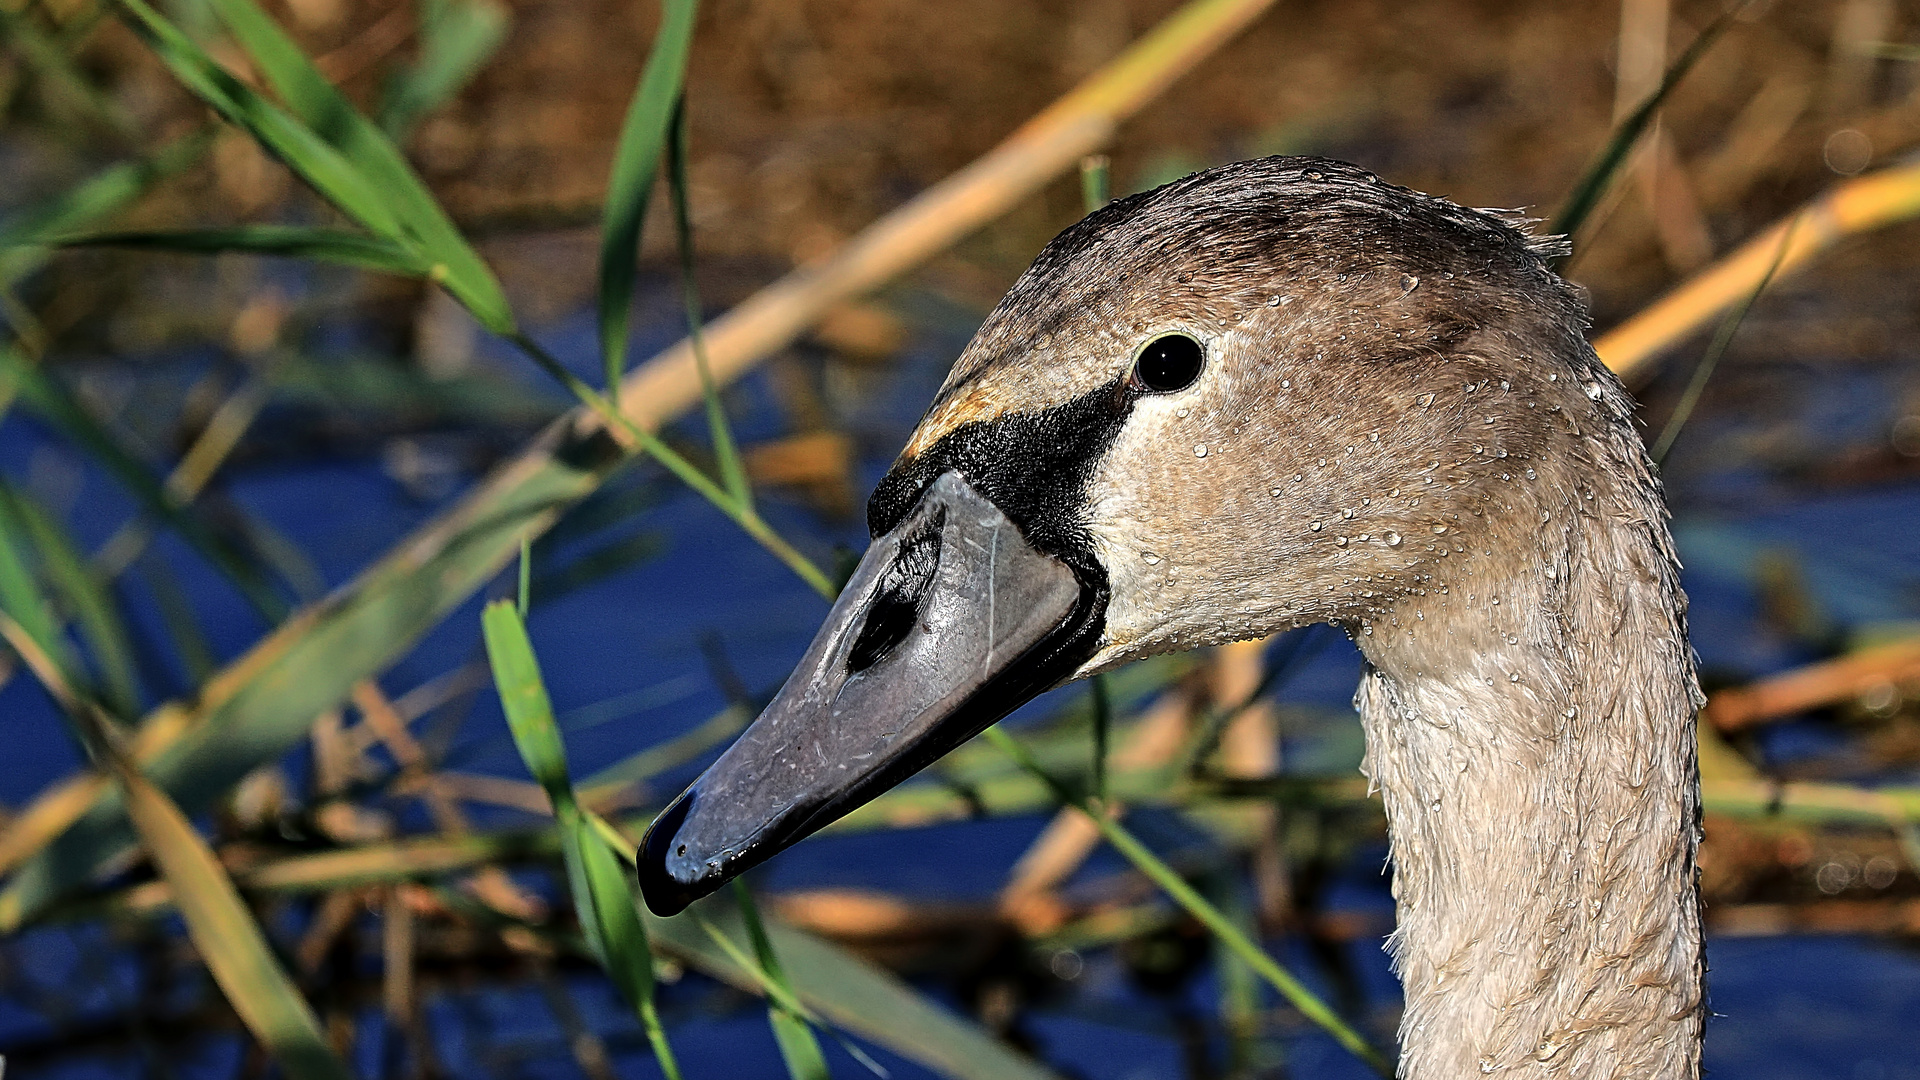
[636,791,702,916]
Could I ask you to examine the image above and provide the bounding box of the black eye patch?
[846,510,944,673]
[1131,334,1204,393]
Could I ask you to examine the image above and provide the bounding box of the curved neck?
[1353,481,1704,1079]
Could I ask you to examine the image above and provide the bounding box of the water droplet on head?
[1585,382,1603,400]
[1432,523,1448,534]
[1175,407,1190,418]
[1270,486,1283,497]
[1141,552,1162,565]
[1386,531,1402,547]
[1266,295,1282,307]
[1335,535,1349,547]
[1193,444,1208,458]
[1309,521,1323,531]
[1342,508,1355,519]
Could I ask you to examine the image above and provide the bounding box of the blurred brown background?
[27,0,1917,345]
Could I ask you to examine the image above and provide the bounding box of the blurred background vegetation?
[0,0,1918,1077]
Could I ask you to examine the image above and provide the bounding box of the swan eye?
[1131,334,1204,393]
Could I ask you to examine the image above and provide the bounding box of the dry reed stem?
[599,0,1281,440]
[1709,897,1920,936]
[382,883,415,1023]
[351,681,544,920]
[1213,638,1291,926]
[0,0,1280,894]
[998,688,1194,933]
[1595,158,1920,379]
[1705,635,1920,731]
[295,888,364,973]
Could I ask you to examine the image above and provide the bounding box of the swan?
[637,156,1705,1080]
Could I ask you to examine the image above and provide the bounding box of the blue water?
[3,292,1919,1077]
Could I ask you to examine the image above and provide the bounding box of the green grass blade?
[0,348,289,621]
[648,903,1060,1080]
[1090,673,1112,802]
[0,6,136,136]
[117,760,355,1080]
[0,484,141,717]
[198,0,514,331]
[115,0,410,240]
[734,881,831,1080]
[0,497,82,691]
[0,615,353,1080]
[0,131,212,289]
[667,100,750,506]
[1651,213,1799,463]
[139,557,219,685]
[596,0,700,402]
[56,226,429,274]
[0,413,614,929]
[981,726,1393,1078]
[1080,153,1111,212]
[1548,5,1741,242]
[481,599,683,1080]
[378,0,509,137]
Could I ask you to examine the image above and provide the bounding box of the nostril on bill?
[846,510,945,673]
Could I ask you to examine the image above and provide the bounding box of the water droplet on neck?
[1309,521,1323,531]
[1266,295,1282,307]
[1193,444,1208,458]
[1141,552,1162,565]
[1431,523,1448,534]
[1175,407,1190,418]
[1385,532,1402,547]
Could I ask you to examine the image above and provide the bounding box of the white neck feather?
[1354,488,1704,1080]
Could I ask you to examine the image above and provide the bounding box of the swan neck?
[1355,501,1704,1080]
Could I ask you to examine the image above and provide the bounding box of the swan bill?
[637,472,1108,916]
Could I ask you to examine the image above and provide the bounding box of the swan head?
[638,155,1624,916]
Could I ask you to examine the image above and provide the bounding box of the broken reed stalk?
[1596,157,1920,380]
[1707,635,1920,732]
[608,0,1279,433]
[0,0,1280,901]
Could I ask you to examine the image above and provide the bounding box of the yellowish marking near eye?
[902,383,1028,457]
